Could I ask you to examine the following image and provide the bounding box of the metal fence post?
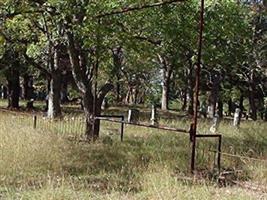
[120,116,124,142]
[217,135,222,172]
[33,115,37,129]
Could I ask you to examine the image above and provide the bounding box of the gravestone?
[233,108,241,127]
[210,114,220,133]
[101,98,108,110]
[128,109,140,123]
[1,85,7,99]
[150,105,158,126]
[207,105,214,118]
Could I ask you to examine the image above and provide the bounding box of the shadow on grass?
[61,133,190,193]
[61,127,266,193]
[196,127,267,176]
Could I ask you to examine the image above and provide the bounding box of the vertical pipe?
[191,136,197,173]
[33,115,37,129]
[217,135,222,172]
[120,116,124,142]
[191,0,205,174]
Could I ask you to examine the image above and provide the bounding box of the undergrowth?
[0,110,266,200]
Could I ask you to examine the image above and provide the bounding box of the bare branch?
[67,32,88,93]
[97,83,114,104]
[96,0,185,18]
[24,54,51,76]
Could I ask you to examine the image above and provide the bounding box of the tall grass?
[0,110,266,199]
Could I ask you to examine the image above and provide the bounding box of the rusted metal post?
[95,115,125,141]
[33,115,37,129]
[195,134,222,172]
[191,0,205,174]
[217,135,222,172]
[120,116,124,142]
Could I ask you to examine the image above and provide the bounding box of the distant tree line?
[0,0,266,139]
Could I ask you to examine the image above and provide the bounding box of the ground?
[0,101,266,199]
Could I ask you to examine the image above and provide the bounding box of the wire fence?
[35,116,86,137]
[1,109,266,171]
[0,109,86,137]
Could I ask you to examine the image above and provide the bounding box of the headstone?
[207,105,214,118]
[150,105,158,126]
[233,108,241,127]
[128,109,140,123]
[210,114,220,133]
[101,98,108,110]
[0,85,2,99]
[1,85,7,99]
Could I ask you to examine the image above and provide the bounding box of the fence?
[1,109,266,175]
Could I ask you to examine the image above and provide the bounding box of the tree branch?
[67,32,88,93]
[96,0,185,18]
[115,21,162,45]
[24,54,51,77]
[0,30,38,44]
[97,83,114,104]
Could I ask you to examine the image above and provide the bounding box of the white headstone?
[207,106,214,118]
[150,105,158,126]
[233,108,241,127]
[128,109,139,123]
[210,114,220,133]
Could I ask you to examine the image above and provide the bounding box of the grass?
[0,104,266,199]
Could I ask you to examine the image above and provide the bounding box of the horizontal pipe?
[99,115,124,119]
[95,117,189,134]
[196,134,221,138]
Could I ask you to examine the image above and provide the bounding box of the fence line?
[196,147,267,163]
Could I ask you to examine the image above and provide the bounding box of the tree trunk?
[249,91,257,121]
[47,72,62,118]
[22,75,29,99]
[47,46,62,118]
[45,78,50,111]
[22,75,34,100]
[116,75,121,103]
[112,47,123,104]
[218,99,223,118]
[265,108,267,121]
[83,84,113,140]
[7,68,20,109]
[67,31,113,139]
[239,95,244,119]
[61,75,69,103]
[158,55,172,111]
[208,73,221,117]
[248,73,257,121]
[228,98,232,116]
[161,80,169,110]
[181,88,187,111]
[259,95,265,120]
[83,90,96,140]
